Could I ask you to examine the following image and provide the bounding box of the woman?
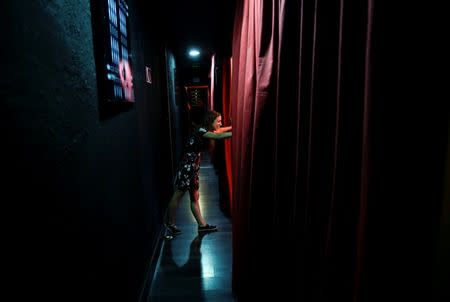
[164,110,232,235]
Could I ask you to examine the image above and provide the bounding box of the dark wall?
[433,133,450,301]
[165,50,185,174]
[3,1,172,301]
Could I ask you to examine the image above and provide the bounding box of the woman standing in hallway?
[164,110,232,235]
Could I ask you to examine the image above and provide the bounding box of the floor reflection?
[149,232,214,301]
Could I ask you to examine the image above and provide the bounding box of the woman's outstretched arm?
[203,130,232,140]
[215,126,232,133]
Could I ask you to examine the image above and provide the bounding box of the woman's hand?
[215,126,232,133]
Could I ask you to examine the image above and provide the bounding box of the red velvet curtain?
[230,0,373,300]
[221,58,233,211]
[229,0,448,301]
[209,54,215,110]
[209,53,234,215]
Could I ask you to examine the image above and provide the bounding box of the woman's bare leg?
[165,189,185,225]
[189,189,206,227]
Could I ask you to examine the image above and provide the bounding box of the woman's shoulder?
[187,126,208,140]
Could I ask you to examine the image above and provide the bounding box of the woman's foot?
[165,222,182,235]
[198,224,217,232]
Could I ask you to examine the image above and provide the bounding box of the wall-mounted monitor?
[91,0,134,114]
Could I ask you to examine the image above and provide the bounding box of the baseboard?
[137,225,166,302]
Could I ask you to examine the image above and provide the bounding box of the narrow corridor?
[147,152,235,301]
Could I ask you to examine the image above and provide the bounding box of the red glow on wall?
[119,59,134,102]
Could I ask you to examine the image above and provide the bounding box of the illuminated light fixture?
[189,49,200,57]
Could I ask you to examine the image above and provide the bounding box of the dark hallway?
[4,1,449,302]
[145,152,235,301]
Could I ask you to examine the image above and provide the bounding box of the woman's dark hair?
[201,110,221,131]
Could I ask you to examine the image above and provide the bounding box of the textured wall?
[3,1,172,301]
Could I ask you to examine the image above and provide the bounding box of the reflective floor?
[148,154,236,301]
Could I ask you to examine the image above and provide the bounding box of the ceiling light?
[189,49,200,57]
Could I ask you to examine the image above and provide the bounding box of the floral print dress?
[174,127,208,192]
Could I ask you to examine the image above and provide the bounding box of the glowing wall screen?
[106,0,133,102]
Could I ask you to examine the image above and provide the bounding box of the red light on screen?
[119,59,134,102]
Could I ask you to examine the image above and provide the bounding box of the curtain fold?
[209,54,215,110]
[221,58,233,212]
[230,0,448,300]
[230,0,377,300]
